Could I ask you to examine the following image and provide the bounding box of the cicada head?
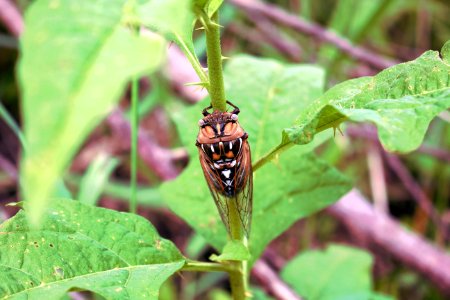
[197,101,245,144]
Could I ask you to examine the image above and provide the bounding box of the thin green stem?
[205,12,227,111]
[0,100,26,149]
[130,77,139,214]
[252,142,294,172]
[175,33,209,86]
[227,188,248,298]
[182,260,237,273]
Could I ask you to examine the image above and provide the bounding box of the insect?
[196,101,253,238]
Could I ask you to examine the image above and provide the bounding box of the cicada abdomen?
[196,101,253,238]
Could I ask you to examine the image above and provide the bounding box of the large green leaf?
[161,56,351,262]
[283,41,450,153]
[19,0,166,225]
[281,245,392,300]
[0,199,184,299]
[138,0,194,50]
[139,0,224,86]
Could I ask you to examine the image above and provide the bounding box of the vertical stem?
[130,77,138,214]
[205,12,227,112]
[228,199,248,299]
[0,100,27,149]
[204,9,248,299]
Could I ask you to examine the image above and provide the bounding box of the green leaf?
[0,199,184,299]
[161,56,351,263]
[251,286,275,300]
[138,0,206,82]
[284,41,450,153]
[77,154,120,206]
[210,240,251,262]
[281,245,384,300]
[19,0,166,226]
[138,0,193,44]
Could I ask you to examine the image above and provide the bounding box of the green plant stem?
[130,77,139,214]
[203,9,247,298]
[252,142,294,172]
[0,100,26,149]
[175,33,209,86]
[182,260,237,273]
[228,199,248,299]
[205,12,227,111]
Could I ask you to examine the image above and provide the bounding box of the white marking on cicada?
[238,138,242,150]
[201,144,205,153]
[231,114,238,121]
[198,119,205,126]
[230,160,236,167]
[222,169,231,178]
[226,180,232,186]
[229,141,233,150]
[210,144,215,152]
[214,163,220,169]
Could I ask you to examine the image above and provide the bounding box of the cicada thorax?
[196,101,253,237]
[196,102,249,198]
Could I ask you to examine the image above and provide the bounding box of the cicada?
[196,101,253,238]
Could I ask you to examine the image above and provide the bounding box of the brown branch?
[0,154,17,180]
[346,125,450,163]
[327,189,450,295]
[106,109,186,180]
[164,45,208,103]
[252,259,303,300]
[367,142,388,213]
[229,0,399,70]
[383,152,447,240]
[245,12,302,62]
[0,0,23,37]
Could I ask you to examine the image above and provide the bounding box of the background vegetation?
[0,0,449,299]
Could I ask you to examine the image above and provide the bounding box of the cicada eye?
[231,114,238,121]
[198,119,205,127]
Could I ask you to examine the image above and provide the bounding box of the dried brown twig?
[230,0,399,69]
[252,260,303,300]
[164,45,208,103]
[0,0,23,37]
[327,189,450,295]
[383,153,448,240]
[346,125,450,163]
[106,109,186,180]
[243,12,302,62]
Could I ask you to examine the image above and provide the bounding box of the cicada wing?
[197,139,253,238]
[234,139,253,237]
[198,149,232,235]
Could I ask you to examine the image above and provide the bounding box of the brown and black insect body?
[196,101,253,237]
